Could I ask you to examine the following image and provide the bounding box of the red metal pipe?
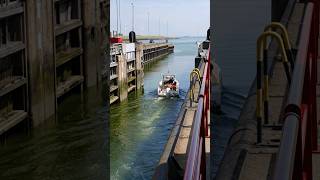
[273,2,319,179]
[300,105,308,160]
[184,97,204,180]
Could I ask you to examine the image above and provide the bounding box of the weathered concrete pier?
[109,40,174,105]
[0,0,109,135]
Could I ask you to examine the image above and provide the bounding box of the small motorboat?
[158,74,179,97]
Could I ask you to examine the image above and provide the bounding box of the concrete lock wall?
[135,43,144,90]
[109,42,174,105]
[0,0,109,135]
[22,0,108,127]
[117,54,128,101]
[82,0,103,88]
[26,0,56,126]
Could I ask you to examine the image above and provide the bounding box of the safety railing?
[273,2,318,180]
[184,47,210,180]
[256,23,293,143]
[189,68,202,106]
[264,22,295,70]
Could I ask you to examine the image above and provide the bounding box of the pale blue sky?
[110,0,210,37]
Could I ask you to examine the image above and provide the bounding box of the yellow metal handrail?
[264,22,295,70]
[189,68,201,105]
[256,29,292,143]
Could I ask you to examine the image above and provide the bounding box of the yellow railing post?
[256,29,291,143]
[189,68,201,106]
[264,22,295,70]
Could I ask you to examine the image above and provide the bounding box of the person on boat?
[172,81,177,91]
[168,77,174,84]
[166,77,173,90]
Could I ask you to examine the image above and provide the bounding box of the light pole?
[158,18,160,36]
[147,12,150,35]
[119,0,121,34]
[116,0,119,34]
[166,21,168,37]
[131,2,134,31]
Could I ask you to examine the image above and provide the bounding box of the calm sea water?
[211,0,270,177]
[110,37,204,180]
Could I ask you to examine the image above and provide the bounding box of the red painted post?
[310,53,318,151]
[308,0,318,151]
[205,50,210,136]
[274,3,319,179]
[301,105,312,180]
[312,0,318,151]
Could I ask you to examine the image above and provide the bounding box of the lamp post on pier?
[131,2,135,31]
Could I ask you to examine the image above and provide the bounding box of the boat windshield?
[163,75,175,81]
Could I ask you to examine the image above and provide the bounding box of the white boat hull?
[158,88,179,97]
[158,80,179,97]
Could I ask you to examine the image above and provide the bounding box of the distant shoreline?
[122,35,177,40]
[121,35,206,41]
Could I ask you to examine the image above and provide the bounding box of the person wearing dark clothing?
[168,78,174,84]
